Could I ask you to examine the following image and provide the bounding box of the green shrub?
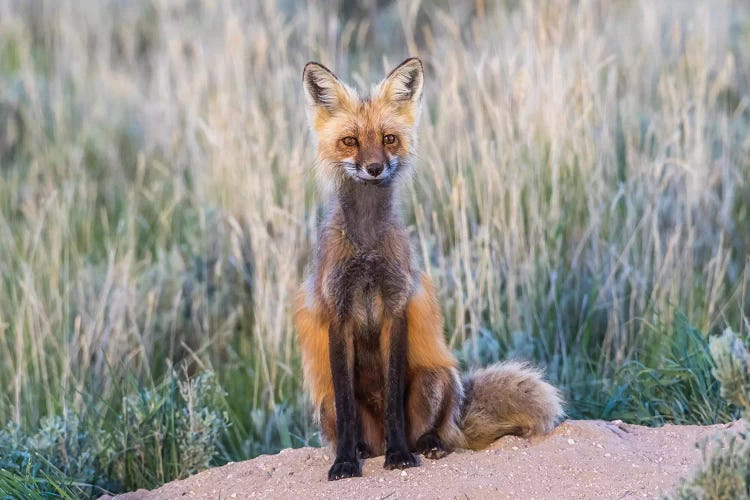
[0,369,229,498]
[599,314,737,426]
[672,329,750,499]
[0,465,84,500]
[103,370,229,492]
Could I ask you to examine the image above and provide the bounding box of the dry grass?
[0,0,749,493]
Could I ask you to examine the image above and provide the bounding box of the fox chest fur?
[321,243,413,327]
[316,187,414,329]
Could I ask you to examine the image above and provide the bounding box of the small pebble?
[567,439,575,445]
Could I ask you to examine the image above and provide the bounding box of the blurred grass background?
[0,0,749,496]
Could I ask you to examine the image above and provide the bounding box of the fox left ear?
[379,57,424,107]
[303,62,351,114]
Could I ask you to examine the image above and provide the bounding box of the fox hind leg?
[415,431,447,460]
[406,367,459,460]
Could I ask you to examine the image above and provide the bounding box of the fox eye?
[341,136,358,147]
[383,134,396,145]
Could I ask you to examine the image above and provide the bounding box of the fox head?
[302,58,423,188]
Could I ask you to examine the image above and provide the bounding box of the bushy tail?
[456,361,564,450]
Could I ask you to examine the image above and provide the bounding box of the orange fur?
[295,273,456,426]
[406,275,456,371]
[294,289,332,418]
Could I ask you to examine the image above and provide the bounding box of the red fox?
[295,57,563,480]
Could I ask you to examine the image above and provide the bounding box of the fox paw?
[357,442,374,459]
[384,449,421,470]
[328,457,362,481]
[415,432,448,460]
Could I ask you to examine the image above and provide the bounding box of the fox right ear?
[302,62,349,114]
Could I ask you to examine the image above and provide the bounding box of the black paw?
[357,442,374,459]
[415,432,449,460]
[328,457,362,481]
[384,448,421,470]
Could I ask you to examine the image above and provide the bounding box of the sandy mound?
[107,420,739,499]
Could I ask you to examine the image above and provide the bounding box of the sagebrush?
[672,329,750,499]
[0,369,228,497]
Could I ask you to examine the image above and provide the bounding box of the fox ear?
[303,62,349,114]
[379,57,424,105]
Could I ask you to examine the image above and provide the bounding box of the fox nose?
[366,163,385,177]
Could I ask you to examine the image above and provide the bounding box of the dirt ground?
[106,419,740,500]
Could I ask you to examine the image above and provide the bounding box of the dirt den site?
[105,419,742,499]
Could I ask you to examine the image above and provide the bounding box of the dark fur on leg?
[328,320,362,480]
[383,314,420,470]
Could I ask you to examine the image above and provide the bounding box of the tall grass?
[0,0,749,494]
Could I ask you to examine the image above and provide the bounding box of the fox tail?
[445,361,564,450]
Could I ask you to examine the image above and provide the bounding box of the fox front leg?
[383,314,421,470]
[327,319,362,480]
